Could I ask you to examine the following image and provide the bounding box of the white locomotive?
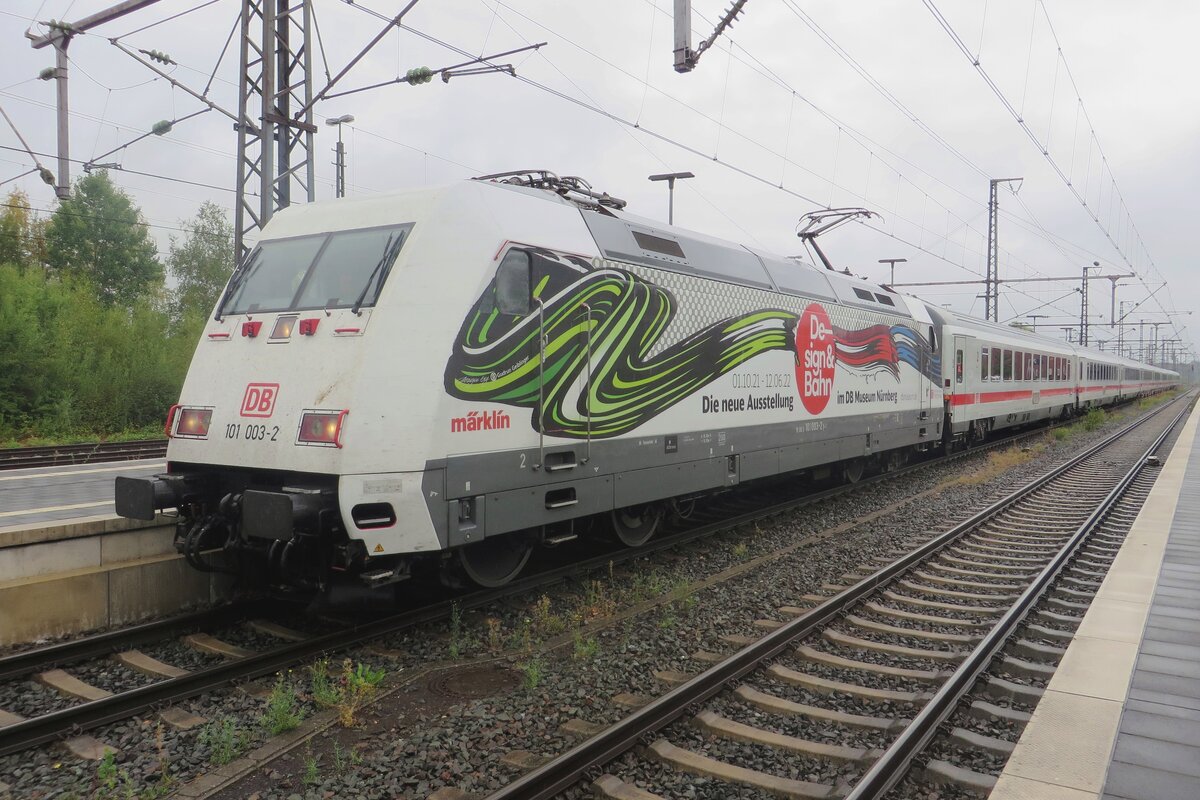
[115,172,1177,589]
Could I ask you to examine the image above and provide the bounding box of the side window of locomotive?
[294,225,409,310]
[980,348,989,381]
[1003,349,1013,381]
[220,234,327,315]
[494,249,533,316]
[955,349,963,383]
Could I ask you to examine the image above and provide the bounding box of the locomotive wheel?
[610,503,662,548]
[457,534,533,587]
[842,458,866,484]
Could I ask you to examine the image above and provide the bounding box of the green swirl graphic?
[444,250,796,439]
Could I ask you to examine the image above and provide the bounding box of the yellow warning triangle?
[373,543,384,553]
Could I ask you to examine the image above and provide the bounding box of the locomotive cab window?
[493,249,533,316]
[218,223,412,316]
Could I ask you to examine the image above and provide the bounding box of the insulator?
[405,66,434,85]
[140,48,176,65]
[152,119,173,136]
[38,67,56,81]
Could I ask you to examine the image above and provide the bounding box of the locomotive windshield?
[218,223,412,316]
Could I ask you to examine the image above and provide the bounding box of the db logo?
[240,383,279,418]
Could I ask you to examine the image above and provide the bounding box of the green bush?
[0,263,198,443]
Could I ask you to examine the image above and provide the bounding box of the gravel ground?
[0,399,1181,800]
[63,660,157,695]
[140,639,228,673]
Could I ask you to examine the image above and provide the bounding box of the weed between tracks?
[261,676,305,735]
[308,659,386,727]
[953,442,1043,485]
[198,717,250,765]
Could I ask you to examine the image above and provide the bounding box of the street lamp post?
[325,114,354,198]
[648,171,694,225]
[879,258,907,286]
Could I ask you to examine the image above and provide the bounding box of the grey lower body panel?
[428,408,939,547]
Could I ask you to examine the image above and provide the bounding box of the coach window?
[981,348,990,381]
[955,349,963,383]
[1024,352,1032,382]
[1000,349,1011,381]
[991,348,1002,381]
[1015,350,1024,381]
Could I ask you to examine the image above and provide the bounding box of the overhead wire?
[388,0,1088,320]
[490,0,1089,317]
[920,0,1183,348]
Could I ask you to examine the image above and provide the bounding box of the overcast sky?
[2,0,1196,361]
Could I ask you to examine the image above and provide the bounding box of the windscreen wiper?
[351,233,404,315]
[213,248,264,322]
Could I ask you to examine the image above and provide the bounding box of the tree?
[167,201,234,320]
[0,188,46,269]
[45,171,162,305]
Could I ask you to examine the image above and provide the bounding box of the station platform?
[0,457,164,530]
[991,400,1200,800]
[0,458,229,646]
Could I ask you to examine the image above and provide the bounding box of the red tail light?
[297,410,348,448]
[174,407,213,439]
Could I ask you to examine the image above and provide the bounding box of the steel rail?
[846,399,1191,798]
[0,439,167,470]
[482,393,1189,800]
[0,602,260,683]
[0,395,1172,757]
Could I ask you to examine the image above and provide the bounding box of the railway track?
[484,393,1191,800]
[0,397,1175,765]
[0,439,167,470]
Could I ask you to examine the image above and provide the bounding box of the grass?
[198,717,250,765]
[332,740,362,775]
[953,444,1039,485]
[260,676,305,735]
[572,630,599,661]
[1082,408,1107,431]
[302,749,320,786]
[0,424,166,450]
[518,656,544,689]
[309,659,386,727]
